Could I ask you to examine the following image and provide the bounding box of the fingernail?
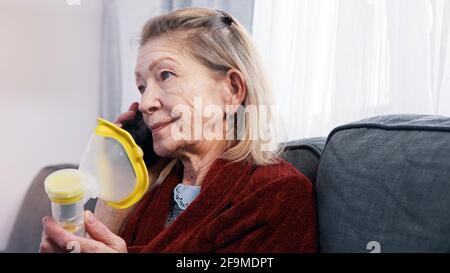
[42,217,48,225]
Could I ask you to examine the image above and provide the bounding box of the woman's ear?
[225,69,247,111]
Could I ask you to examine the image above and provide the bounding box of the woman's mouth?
[150,119,178,133]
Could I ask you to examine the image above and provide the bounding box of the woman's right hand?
[114,101,140,126]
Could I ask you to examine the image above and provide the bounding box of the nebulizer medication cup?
[44,169,87,236]
[44,118,150,236]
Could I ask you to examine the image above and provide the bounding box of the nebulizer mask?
[44,116,152,236]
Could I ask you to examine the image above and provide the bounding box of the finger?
[39,238,65,253]
[39,231,65,253]
[128,102,139,112]
[43,217,78,250]
[113,102,140,124]
[114,111,136,124]
[77,237,113,253]
[43,216,112,253]
[84,211,126,251]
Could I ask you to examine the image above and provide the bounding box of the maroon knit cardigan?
[121,158,318,253]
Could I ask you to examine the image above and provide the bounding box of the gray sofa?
[6,114,450,252]
[317,114,450,252]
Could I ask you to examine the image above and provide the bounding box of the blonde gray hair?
[140,7,282,165]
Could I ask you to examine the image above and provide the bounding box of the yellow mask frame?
[93,118,150,209]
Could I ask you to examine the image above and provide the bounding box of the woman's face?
[135,36,229,158]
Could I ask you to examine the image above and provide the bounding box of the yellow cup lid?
[44,169,86,204]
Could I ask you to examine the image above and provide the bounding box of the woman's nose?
[139,87,162,115]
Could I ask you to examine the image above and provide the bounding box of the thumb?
[84,211,125,249]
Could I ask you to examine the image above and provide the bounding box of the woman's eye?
[138,85,146,94]
[160,71,174,81]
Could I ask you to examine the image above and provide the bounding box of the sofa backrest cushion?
[283,137,326,185]
[316,115,450,252]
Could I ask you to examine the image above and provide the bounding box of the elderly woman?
[40,8,317,253]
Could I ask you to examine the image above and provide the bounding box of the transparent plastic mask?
[79,134,137,204]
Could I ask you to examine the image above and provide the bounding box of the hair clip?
[216,9,234,26]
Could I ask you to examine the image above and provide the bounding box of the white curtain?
[252,0,450,140]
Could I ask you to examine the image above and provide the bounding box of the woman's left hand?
[40,211,127,253]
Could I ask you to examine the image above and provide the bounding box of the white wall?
[0,0,102,250]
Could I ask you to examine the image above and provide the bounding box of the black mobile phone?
[121,111,159,166]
